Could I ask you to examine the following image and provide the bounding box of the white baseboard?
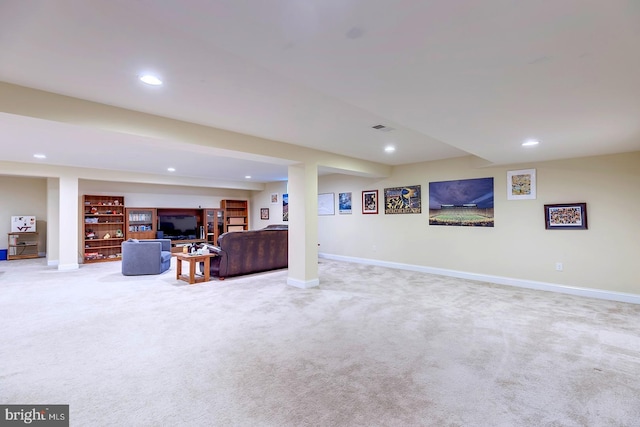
[287,277,320,289]
[319,253,640,305]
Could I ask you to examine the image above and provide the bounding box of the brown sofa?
[205,224,288,279]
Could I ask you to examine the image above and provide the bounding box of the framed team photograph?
[544,203,588,230]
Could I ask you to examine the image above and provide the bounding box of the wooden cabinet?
[220,200,249,233]
[204,208,224,244]
[125,208,157,240]
[83,195,125,263]
[7,232,41,260]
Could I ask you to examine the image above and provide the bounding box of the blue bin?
[0,249,7,261]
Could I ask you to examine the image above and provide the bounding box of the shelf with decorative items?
[125,208,157,240]
[7,232,41,260]
[220,200,249,233]
[83,195,125,263]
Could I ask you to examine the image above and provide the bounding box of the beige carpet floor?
[1,257,639,426]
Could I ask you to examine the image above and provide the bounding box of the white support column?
[58,176,79,270]
[287,162,320,288]
[46,178,60,266]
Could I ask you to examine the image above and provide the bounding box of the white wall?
[316,152,640,295]
[249,181,288,229]
[5,151,639,297]
[0,176,252,259]
[79,180,250,209]
[0,176,48,254]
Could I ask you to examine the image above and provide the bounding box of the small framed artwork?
[283,193,288,221]
[318,193,335,215]
[339,192,352,214]
[544,203,588,230]
[507,168,536,200]
[260,208,269,220]
[362,190,378,214]
[270,193,278,204]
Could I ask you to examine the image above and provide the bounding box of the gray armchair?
[121,239,172,276]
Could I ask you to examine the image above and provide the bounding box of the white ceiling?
[1,0,639,184]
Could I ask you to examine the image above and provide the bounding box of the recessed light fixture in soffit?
[139,74,163,86]
[371,124,395,133]
[522,139,540,147]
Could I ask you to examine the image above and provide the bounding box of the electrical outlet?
[555,262,563,272]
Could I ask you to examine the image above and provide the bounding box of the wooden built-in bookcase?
[220,199,249,233]
[125,208,157,240]
[204,208,224,245]
[79,200,250,260]
[83,195,125,263]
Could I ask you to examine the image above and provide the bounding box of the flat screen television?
[158,215,198,239]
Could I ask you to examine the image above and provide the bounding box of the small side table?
[175,253,217,284]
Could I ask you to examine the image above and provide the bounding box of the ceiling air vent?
[371,124,395,132]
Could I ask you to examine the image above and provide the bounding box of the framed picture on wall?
[339,192,352,214]
[318,193,335,215]
[544,203,588,230]
[384,185,421,214]
[429,178,494,227]
[260,208,269,220]
[282,193,288,221]
[270,193,278,204]
[507,168,536,200]
[362,190,378,214]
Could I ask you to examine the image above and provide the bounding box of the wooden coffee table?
[175,253,217,284]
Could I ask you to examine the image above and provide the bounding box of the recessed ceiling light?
[140,74,163,86]
[384,145,396,153]
[167,167,175,172]
[372,124,395,132]
[245,175,252,179]
[522,139,540,147]
[33,154,46,159]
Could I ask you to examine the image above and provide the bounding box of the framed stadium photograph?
[544,203,588,230]
[429,177,494,227]
[507,168,536,200]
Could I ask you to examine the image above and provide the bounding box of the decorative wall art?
[429,177,494,227]
[362,190,378,214]
[318,193,335,215]
[11,216,36,232]
[270,193,278,204]
[384,185,421,214]
[282,193,288,221]
[544,203,588,230]
[260,208,269,220]
[339,192,352,214]
[507,169,536,200]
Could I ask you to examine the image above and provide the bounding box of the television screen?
[158,215,198,239]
